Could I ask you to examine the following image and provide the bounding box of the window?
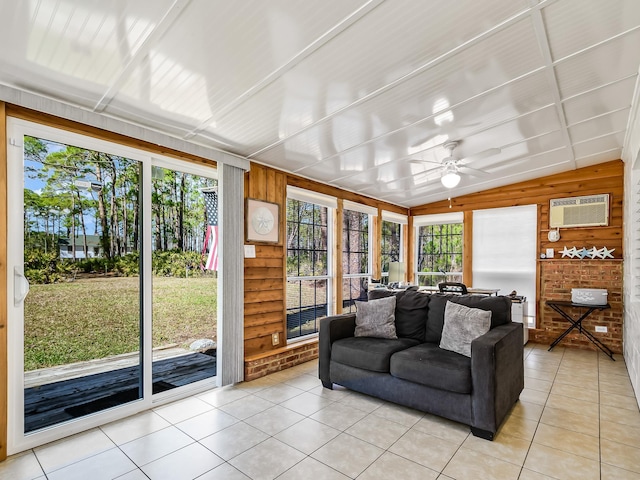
[286,187,335,340]
[473,205,537,326]
[342,201,376,312]
[380,211,407,283]
[414,212,463,287]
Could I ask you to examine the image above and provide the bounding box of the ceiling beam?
[529,4,575,169]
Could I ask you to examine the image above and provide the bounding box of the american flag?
[202,189,218,271]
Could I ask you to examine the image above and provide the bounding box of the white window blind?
[413,212,463,227]
[472,205,537,321]
[343,200,378,216]
[381,210,408,224]
[287,185,337,209]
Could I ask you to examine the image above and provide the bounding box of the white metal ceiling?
[1,0,639,207]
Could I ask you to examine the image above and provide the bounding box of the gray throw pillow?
[354,296,397,339]
[439,301,491,357]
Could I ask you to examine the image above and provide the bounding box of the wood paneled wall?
[409,160,624,324]
[243,163,409,357]
[410,160,623,258]
[243,164,288,355]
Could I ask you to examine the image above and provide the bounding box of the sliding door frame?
[6,117,220,454]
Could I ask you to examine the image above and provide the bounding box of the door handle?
[14,266,30,306]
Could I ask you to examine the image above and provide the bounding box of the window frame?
[285,187,336,342]
[380,211,407,283]
[341,201,376,313]
[413,212,464,287]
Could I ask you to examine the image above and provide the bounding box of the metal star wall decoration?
[601,247,615,259]
[558,246,615,259]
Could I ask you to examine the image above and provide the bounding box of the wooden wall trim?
[286,172,407,215]
[0,102,7,461]
[406,219,414,284]
[335,199,344,314]
[411,161,622,215]
[372,211,381,280]
[5,105,218,169]
[463,211,473,287]
[410,160,624,258]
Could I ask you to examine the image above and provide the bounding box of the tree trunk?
[153,184,162,251]
[122,182,128,255]
[95,162,110,259]
[76,191,88,259]
[108,159,119,258]
[178,172,185,250]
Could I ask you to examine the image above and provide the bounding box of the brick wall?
[244,338,318,381]
[531,259,623,353]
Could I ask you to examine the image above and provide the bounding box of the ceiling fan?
[410,140,501,188]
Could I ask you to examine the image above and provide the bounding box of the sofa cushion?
[439,301,491,357]
[425,294,456,343]
[450,295,512,329]
[368,288,429,341]
[390,343,472,394]
[425,294,512,343]
[355,296,397,338]
[332,337,421,373]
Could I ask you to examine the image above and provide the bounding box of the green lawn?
[24,276,217,371]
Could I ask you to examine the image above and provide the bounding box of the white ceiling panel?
[562,76,637,126]
[343,129,568,195]
[111,0,368,135]
[203,13,544,156]
[402,148,573,206]
[1,0,638,207]
[0,0,175,106]
[543,0,640,61]
[299,105,563,189]
[554,29,640,99]
[575,149,623,169]
[568,108,630,143]
[572,131,626,160]
[260,70,556,177]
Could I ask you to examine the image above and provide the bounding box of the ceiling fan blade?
[409,159,442,166]
[458,165,490,176]
[462,147,501,163]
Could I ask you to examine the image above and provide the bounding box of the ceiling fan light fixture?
[441,170,461,188]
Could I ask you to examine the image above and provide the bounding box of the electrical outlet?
[272,332,279,345]
[595,326,607,333]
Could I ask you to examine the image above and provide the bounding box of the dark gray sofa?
[318,290,524,440]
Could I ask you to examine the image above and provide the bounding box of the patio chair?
[438,282,468,294]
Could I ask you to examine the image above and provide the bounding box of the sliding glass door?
[16,132,144,435]
[7,119,219,453]
[150,164,218,393]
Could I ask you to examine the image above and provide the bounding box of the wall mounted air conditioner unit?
[549,194,609,228]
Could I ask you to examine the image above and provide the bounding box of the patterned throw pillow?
[354,296,398,339]
[439,301,491,357]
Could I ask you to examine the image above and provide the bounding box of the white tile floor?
[2,343,640,480]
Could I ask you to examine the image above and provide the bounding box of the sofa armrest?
[470,322,524,438]
[318,313,356,388]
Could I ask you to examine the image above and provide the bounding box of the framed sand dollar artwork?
[246,198,279,243]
